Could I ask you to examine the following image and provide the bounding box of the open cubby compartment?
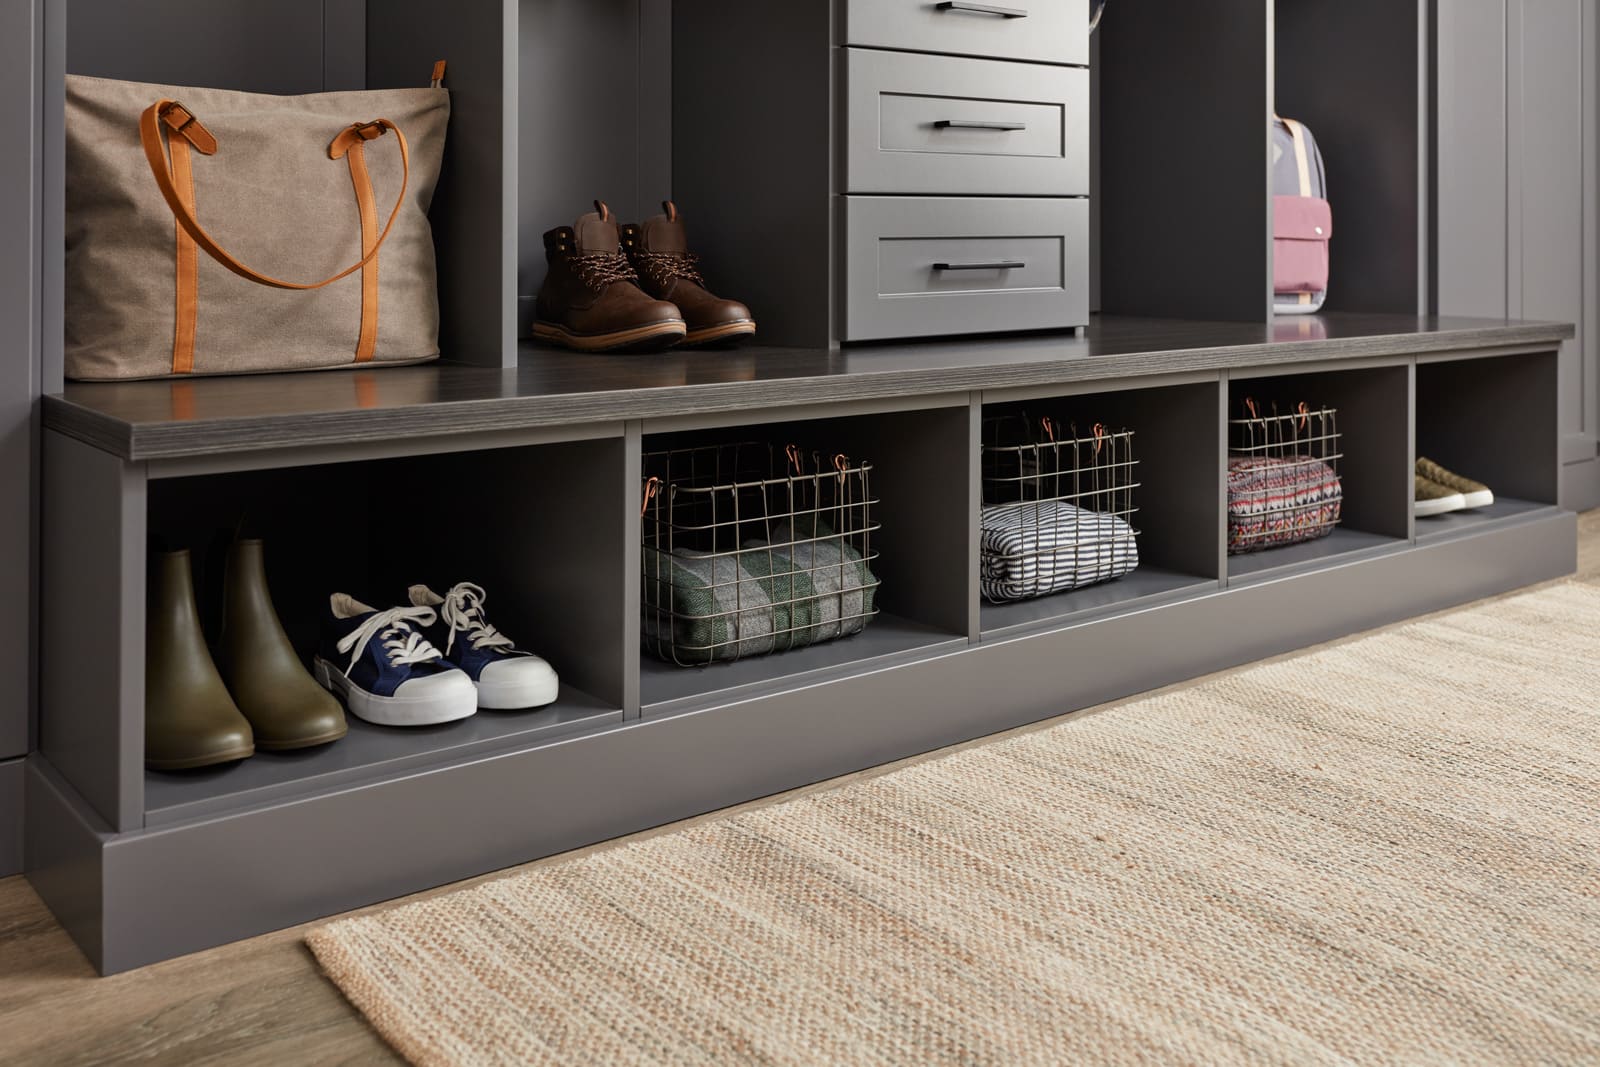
[126,436,629,829]
[1414,351,1562,543]
[516,0,672,339]
[1096,0,1425,321]
[637,402,973,716]
[977,379,1223,639]
[1226,363,1412,582]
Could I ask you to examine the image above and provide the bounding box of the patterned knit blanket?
[1227,455,1342,554]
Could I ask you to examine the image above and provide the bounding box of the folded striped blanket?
[980,500,1139,603]
[1227,455,1342,553]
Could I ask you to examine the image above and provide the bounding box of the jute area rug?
[308,580,1600,1066]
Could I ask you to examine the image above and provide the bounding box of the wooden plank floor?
[4,509,1598,1067]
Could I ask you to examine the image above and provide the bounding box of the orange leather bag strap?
[138,99,411,291]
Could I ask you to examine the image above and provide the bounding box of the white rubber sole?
[1460,489,1494,509]
[1415,492,1467,518]
[477,670,560,711]
[313,657,478,727]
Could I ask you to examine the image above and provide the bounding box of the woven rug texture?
[308,579,1600,1066]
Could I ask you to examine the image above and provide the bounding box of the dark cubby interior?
[1227,365,1412,579]
[1414,353,1561,542]
[978,383,1222,636]
[639,407,970,712]
[1275,0,1424,316]
[141,438,628,819]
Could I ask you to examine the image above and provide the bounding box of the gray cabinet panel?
[843,49,1088,196]
[65,0,329,93]
[842,196,1089,341]
[0,758,20,877]
[844,0,1088,67]
[1,0,40,761]
[1516,1,1590,467]
[1435,1,1508,320]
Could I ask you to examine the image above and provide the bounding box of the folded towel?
[642,546,819,664]
[980,500,1139,603]
[1227,455,1342,553]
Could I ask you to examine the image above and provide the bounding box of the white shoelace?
[337,605,447,673]
[438,582,517,657]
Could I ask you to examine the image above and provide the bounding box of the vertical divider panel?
[40,432,143,832]
[1217,371,1233,584]
[1406,360,1418,542]
[367,0,516,367]
[623,421,643,718]
[967,394,983,643]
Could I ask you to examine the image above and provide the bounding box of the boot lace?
[337,606,446,672]
[437,582,517,656]
[571,252,639,291]
[632,250,706,290]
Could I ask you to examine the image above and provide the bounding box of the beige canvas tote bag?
[64,72,450,380]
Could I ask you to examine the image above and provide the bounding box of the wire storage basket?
[979,414,1141,603]
[641,442,882,667]
[1227,399,1343,553]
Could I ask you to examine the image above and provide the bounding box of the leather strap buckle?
[351,120,387,142]
[159,102,218,155]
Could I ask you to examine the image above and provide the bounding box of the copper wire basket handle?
[1297,400,1311,431]
[1093,422,1107,457]
[833,453,850,483]
[639,476,661,518]
[1040,415,1056,443]
[785,443,803,477]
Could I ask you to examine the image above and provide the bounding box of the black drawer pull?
[934,119,1027,131]
[933,260,1026,271]
[936,2,1029,17]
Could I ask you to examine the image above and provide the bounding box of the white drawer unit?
[844,0,1088,68]
[843,48,1089,196]
[841,196,1089,341]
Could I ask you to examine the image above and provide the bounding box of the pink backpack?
[1273,116,1331,314]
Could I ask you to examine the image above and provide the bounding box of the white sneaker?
[409,583,560,710]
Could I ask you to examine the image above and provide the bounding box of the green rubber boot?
[145,550,254,770]
[218,539,347,751]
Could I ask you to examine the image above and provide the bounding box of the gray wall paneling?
[1,1,43,763]
[26,503,1574,974]
[673,1,834,347]
[1098,0,1270,321]
[1437,0,1600,511]
[369,0,515,367]
[0,758,22,877]
[40,432,144,833]
[1276,1,1425,315]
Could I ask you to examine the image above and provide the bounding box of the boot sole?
[681,320,757,347]
[254,723,349,751]
[147,744,255,771]
[532,319,686,352]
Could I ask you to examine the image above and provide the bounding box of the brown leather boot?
[622,202,755,346]
[533,200,686,352]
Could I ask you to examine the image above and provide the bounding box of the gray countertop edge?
[42,320,1575,462]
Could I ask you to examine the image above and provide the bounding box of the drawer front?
[845,49,1088,195]
[841,196,1088,342]
[843,0,1087,67]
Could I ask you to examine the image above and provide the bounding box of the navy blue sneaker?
[312,594,477,726]
[408,582,559,710]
